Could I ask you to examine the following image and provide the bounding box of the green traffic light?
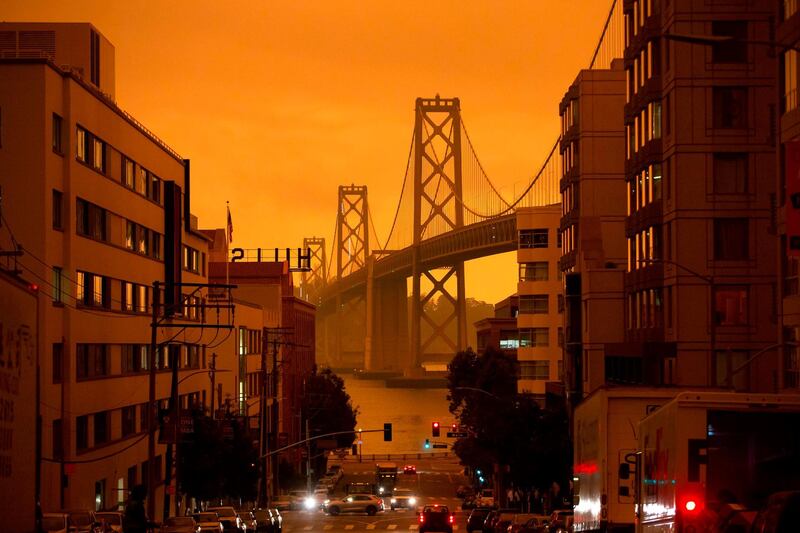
[424,439,431,449]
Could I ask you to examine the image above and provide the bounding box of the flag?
[226,203,233,244]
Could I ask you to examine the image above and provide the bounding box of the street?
[280,456,470,532]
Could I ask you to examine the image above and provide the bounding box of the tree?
[301,367,359,480]
[178,412,260,505]
[446,347,572,491]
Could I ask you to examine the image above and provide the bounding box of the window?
[149,174,161,203]
[76,126,88,162]
[122,157,135,188]
[122,406,137,437]
[136,167,148,196]
[520,361,550,380]
[714,218,749,260]
[713,153,748,194]
[92,137,105,172]
[76,344,109,379]
[499,332,519,350]
[713,87,748,129]
[558,327,564,347]
[651,101,662,139]
[52,113,63,154]
[52,189,63,230]
[140,404,149,435]
[605,356,644,384]
[52,266,63,303]
[785,49,798,112]
[519,327,549,347]
[183,246,200,272]
[122,345,149,373]
[90,30,100,86]
[519,294,548,314]
[127,466,137,491]
[141,461,149,489]
[712,21,747,64]
[76,415,89,451]
[714,286,748,326]
[519,229,548,248]
[714,350,749,391]
[76,271,110,308]
[52,342,63,383]
[76,198,107,241]
[520,262,548,281]
[126,221,161,259]
[53,419,63,460]
[94,411,110,446]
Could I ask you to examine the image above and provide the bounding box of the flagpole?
[226,201,230,289]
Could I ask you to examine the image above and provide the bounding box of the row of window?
[126,220,162,259]
[627,225,663,271]
[627,163,662,214]
[238,328,263,356]
[562,140,578,175]
[70,121,165,205]
[627,40,662,102]
[626,284,750,330]
[519,360,561,381]
[627,100,662,158]
[519,229,550,249]
[562,181,578,217]
[53,342,203,382]
[561,98,578,134]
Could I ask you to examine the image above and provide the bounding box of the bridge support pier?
[365,259,409,371]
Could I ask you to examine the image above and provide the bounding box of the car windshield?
[425,506,449,514]
[95,513,121,525]
[394,489,412,495]
[194,513,218,522]
[42,517,65,530]
[166,517,194,526]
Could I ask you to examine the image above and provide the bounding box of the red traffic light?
[433,422,439,428]
[432,421,440,437]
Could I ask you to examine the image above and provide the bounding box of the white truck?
[631,391,800,533]
[573,387,676,533]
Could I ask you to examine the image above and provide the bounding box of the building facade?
[474,295,519,356]
[0,22,251,517]
[558,60,628,401]
[620,0,778,391]
[777,2,800,392]
[516,206,564,397]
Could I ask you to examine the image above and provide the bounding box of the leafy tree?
[178,412,260,505]
[447,347,572,491]
[301,367,358,478]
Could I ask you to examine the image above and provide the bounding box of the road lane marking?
[344,525,354,530]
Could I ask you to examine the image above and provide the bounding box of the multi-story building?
[516,206,564,399]
[777,2,800,391]
[558,59,628,401]
[620,0,778,391]
[474,295,519,358]
[0,22,241,517]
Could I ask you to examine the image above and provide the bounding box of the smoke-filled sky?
[6,0,613,303]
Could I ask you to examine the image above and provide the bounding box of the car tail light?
[449,514,455,524]
[419,513,425,524]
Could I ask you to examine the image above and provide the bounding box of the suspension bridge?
[299,1,624,374]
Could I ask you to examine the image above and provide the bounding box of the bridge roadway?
[321,213,517,301]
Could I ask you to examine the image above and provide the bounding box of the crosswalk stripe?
[323,526,333,530]
[366,525,376,530]
[387,525,397,530]
[344,525,354,530]
[408,526,418,531]
[303,526,313,531]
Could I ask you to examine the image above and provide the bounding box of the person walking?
[123,484,151,533]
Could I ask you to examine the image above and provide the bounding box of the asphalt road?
[280,456,471,532]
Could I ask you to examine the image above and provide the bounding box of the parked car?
[516,515,550,533]
[418,504,455,533]
[60,510,99,533]
[456,485,474,498]
[42,513,100,533]
[160,516,197,533]
[271,496,292,512]
[192,512,223,533]
[252,508,282,533]
[482,509,516,533]
[207,506,243,532]
[389,488,418,511]
[466,507,491,532]
[237,511,257,531]
[403,464,417,474]
[461,494,478,510]
[492,511,517,532]
[548,510,573,533]
[94,512,123,533]
[323,494,384,516]
[288,490,312,510]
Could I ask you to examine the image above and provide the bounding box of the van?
[476,488,495,507]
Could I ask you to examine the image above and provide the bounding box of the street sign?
[432,443,448,449]
[180,415,194,435]
[447,431,468,438]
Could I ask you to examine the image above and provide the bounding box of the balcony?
[625,137,662,176]
[559,250,578,272]
[624,261,664,289]
[625,200,662,236]
[624,76,663,121]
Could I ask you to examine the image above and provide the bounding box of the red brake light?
[685,500,697,512]
[419,514,425,523]
[449,514,454,523]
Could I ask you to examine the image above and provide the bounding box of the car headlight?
[304,496,317,510]
[390,498,397,504]
[378,486,384,494]
[409,497,417,505]
[324,499,330,505]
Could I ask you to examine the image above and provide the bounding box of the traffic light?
[451,423,457,431]
[383,422,392,441]
[424,439,431,449]
[432,421,440,437]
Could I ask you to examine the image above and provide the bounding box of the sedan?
[193,512,223,533]
[324,494,384,516]
[403,464,417,474]
[160,516,197,533]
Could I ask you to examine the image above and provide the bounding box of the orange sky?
[6,0,612,303]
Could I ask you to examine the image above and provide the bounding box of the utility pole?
[209,352,217,419]
[163,348,180,521]
[258,329,269,507]
[271,335,279,502]
[305,418,312,494]
[147,281,160,519]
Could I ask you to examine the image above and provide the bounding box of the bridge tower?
[334,185,369,367]
[410,96,468,370]
[300,237,326,304]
